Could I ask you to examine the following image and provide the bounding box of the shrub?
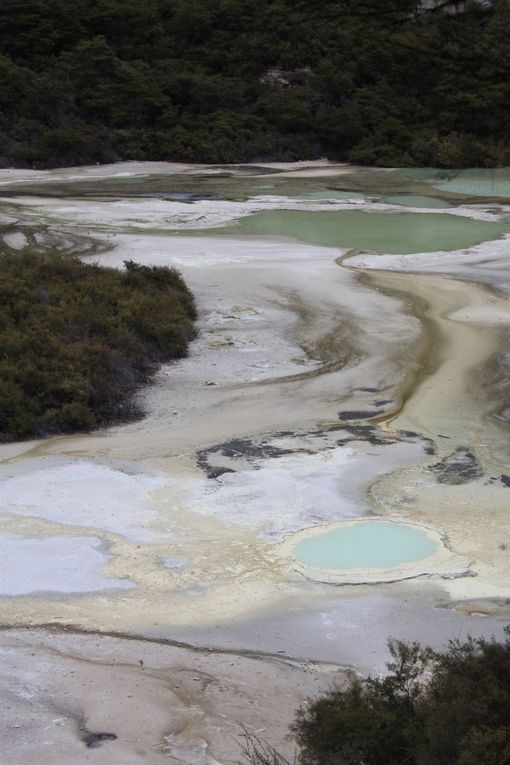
[292,630,510,765]
[242,629,510,765]
[0,251,197,440]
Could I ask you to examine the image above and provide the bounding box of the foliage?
[292,630,510,765]
[0,1,508,168]
[0,251,197,440]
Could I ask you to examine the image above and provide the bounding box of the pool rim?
[279,517,471,585]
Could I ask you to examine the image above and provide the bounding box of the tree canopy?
[0,0,508,168]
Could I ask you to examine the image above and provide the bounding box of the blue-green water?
[401,168,510,198]
[294,521,438,570]
[226,210,508,254]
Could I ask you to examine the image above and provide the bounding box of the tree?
[0,0,507,167]
[242,629,510,765]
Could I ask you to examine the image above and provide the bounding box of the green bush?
[0,252,197,441]
[292,629,510,765]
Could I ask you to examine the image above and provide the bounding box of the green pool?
[401,168,510,198]
[226,209,508,254]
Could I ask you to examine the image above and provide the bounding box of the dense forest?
[0,253,197,440]
[243,630,510,765]
[0,0,509,169]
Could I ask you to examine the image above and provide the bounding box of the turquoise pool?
[294,521,438,570]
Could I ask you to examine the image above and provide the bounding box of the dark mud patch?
[80,728,117,748]
[336,424,398,446]
[197,435,313,478]
[197,423,436,479]
[196,450,236,480]
[200,465,236,480]
[428,447,483,484]
[134,191,221,202]
[338,410,384,421]
[335,424,434,453]
[203,437,295,460]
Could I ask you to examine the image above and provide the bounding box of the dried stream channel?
[1,162,510,765]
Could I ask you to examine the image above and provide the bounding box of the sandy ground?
[0,627,340,765]
[1,163,510,763]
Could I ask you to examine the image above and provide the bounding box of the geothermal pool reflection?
[294,521,438,570]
